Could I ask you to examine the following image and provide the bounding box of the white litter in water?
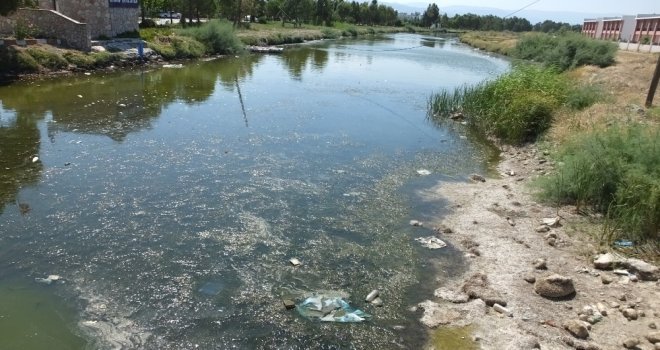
[31,156,39,163]
[414,236,447,249]
[416,169,431,176]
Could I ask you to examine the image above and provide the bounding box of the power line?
[503,0,541,18]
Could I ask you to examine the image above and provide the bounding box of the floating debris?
[365,289,379,302]
[248,46,284,54]
[31,156,39,163]
[416,169,432,176]
[409,220,423,227]
[541,216,561,227]
[297,295,370,323]
[34,274,62,285]
[414,236,447,249]
[162,64,183,68]
[289,258,302,267]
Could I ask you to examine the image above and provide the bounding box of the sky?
[390,0,660,15]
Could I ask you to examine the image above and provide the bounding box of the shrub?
[537,125,660,242]
[25,47,68,70]
[63,51,120,69]
[177,20,243,55]
[139,19,157,28]
[148,35,205,59]
[0,46,39,75]
[429,64,568,144]
[565,84,603,111]
[321,27,340,39]
[342,27,358,37]
[511,32,617,71]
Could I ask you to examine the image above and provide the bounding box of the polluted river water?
[0,33,509,349]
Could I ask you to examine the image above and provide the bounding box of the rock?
[506,217,516,226]
[545,232,558,240]
[469,174,486,182]
[645,331,660,343]
[365,289,379,302]
[533,258,548,270]
[623,258,659,281]
[535,225,550,233]
[649,321,657,329]
[91,45,107,52]
[493,303,512,317]
[409,220,423,227]
[623,308,638,320]
[622,337,640,349]
[563,319,590,339]
[562,336,603,350]
[601,275,614,284]
[433,287,469,303]
[415,236,447,249]
[609,301,620,309]
[596,303,607,316]
[534,274,576,298]
[582,305,595,316]
[547,237,557,246]
[462,273,506,306]
[630,274,639,282]
[417,300,462,328]
[283,299,296,310]
[655,343,660,350]
[586,315,602,325]
[371,297,383,307]
[524,275,536,283]
[593,253,619,270]
[542,216,562,227]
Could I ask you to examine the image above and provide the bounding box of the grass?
[459,31,519,55]
[177,20,243,55]
[510,32,618,71]
[536,125,660,243]
[0,45,122,76]
[429,64,571,144]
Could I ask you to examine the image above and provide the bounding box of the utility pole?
[646,53,660,107]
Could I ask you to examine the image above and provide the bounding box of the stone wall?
[0,9,90,50]
[109,7,139,37]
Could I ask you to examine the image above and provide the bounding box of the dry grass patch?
[459,31,519,55]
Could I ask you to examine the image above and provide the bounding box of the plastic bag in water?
[296,296,370,322]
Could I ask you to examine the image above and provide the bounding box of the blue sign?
[109,0,139,8]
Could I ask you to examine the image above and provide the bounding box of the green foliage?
[139,19,158,28]
[0,0,37,16]
[511,32,617,71]
[24,47,67,70]
[177,20,243,55]
[149,35,205,59]
[565,84,603,111]
[430,64,568,144]
[537,125,660,242]
[342,27,358,37]
[14,19,39,40]
[63,51,120,69]
[0,46,39,75]
[321,27,340,39]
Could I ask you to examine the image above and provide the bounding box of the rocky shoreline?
[417,144,660,349]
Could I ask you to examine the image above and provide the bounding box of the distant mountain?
[386,3,620,24]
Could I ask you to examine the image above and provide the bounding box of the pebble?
[546,237,557,246]
[623,308,638,320]
[469,174,486,182]
[596,303,608,316]
[371,297,384,307]
[535,225,550,233]
[283,299,295,310]
[544,232,558,240]
[524,275,536,283]
[650,321,658,329]
[533,258,547,270]
[601,275,614,284]
[563,319,589,339]
[622,337,640,349]
[646,331,660,343]
[493,303,512,317]
[609,301,620,309]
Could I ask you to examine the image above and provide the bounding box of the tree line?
[413,3,581,32]
[140,0,400,27]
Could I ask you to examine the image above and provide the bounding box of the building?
[632,14,660,44]
[0,0,139,50]
[582,14,659,44]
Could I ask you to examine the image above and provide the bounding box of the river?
[0,33,508,349]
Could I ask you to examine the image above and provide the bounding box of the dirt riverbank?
[417,143,660,350]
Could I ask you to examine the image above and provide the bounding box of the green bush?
[178,20,243,55]
[430,64,568,144]
[139,19,157,28]
[342,27,358,37]
[537,125,660,242]
[565,84,603,110]
[0,46,39,75]
[321,27,340,39]
[511,32,617,71]
[25,47,68,70]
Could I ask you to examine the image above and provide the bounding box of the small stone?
[623,308,638,320]
[622,337,640,349]
[578,314,589,322]
[619,294,628,301]
[371,297,384,307]
[609,301,620,309]
[582,306,595,316]
[630,275,639,282]
[547,237,557,246]
[542,216,562,227]
[493,303,512,317]
[587,315,602,325]
[409,220,423,227]
[593,253,617,270]
[524,275,536,283]
[535,225,550,233]
[533,258,547,270]
[283,299,295,310]
[506,217,516,226]
[534,274,575,298]
[645,331,660,343]
[469,174,486,182]
[601,275,614,284]
[649,321,658,329]
[563,319,589,339]
[596,303,608,316]
[655,343,660,350]
[545,232,558,240]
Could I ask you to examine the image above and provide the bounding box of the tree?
[421,3,439,27]
[0,0,36,16]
